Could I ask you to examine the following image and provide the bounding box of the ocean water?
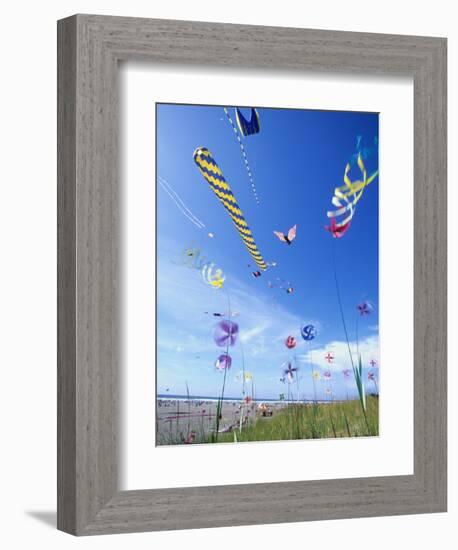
[157,394,325,404]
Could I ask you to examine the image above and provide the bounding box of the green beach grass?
[213,396,379,443]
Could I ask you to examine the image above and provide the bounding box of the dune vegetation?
[213,397,379,444]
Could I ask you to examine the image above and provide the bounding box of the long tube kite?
[193,147,267,271]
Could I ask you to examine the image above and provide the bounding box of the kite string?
[331,239,355,372]
[239,335,246,433]
[331,239,370,432]
[214,289,232,441]
[308,341,317,403]
[223,107,260,205]
[158,175,206,229]
[355,312,360,358]
[307,341,319,438]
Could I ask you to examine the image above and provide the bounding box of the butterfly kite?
[274,224,297,245]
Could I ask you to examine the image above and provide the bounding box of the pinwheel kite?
[213,320,239,347]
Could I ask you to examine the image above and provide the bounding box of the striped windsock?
[193,147,267,271]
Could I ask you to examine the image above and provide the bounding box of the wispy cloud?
[156,238,378,397]
[156,239,319,392]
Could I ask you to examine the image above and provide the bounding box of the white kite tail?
[157,175,206,229]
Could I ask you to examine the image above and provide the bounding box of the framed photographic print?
[57,14,447,535]
[154,103,381,448]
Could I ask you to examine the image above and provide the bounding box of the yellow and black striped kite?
[193,147,267,271]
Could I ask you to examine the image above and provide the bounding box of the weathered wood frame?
[57,14,447,535]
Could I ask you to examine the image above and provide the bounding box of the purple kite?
[213,320,239,347]
[357,300,374,316]
[215,353,232,371]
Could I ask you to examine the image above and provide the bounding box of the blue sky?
[156,104,379,400]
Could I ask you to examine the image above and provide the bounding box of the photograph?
[155,103,380,445]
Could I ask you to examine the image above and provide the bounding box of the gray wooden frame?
[57,14,447,536]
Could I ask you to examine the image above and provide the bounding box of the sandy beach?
[156,398,285,445]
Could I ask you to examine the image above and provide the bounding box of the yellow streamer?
[327,154,379,228]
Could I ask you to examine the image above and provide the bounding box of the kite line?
[223,107,260,205]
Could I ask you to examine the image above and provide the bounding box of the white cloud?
[239,322,269,344]
[296,335,379,372]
